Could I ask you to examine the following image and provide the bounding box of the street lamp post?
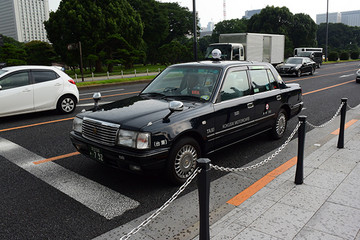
[325,0,329,62]
[193,0,198,62]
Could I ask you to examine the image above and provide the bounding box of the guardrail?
[120,98,350,240]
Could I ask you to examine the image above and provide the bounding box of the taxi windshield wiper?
[170,95,206,102]
[140,92,166,98]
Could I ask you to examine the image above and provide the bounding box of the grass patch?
[75,75,154,87]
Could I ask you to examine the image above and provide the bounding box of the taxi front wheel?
[271,109,287,139]
[166,137,201,185]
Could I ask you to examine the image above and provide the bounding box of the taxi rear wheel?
[166,137,201,185]
[271,109,287,139]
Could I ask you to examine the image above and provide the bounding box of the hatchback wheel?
[57,95,76,114]
[166,137,200,185]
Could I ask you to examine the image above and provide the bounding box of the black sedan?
[70,58,303,185]
[276,57,317,77]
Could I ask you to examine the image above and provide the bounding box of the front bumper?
[277,68,297,75]
[70,131,169,173]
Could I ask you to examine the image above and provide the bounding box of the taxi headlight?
[117,130,151,149]
[72,117,83,133]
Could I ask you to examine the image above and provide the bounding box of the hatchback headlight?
[72,117,83,133]
[117,130,151,149]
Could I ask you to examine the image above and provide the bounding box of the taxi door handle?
[247,102,254,109]
[276,95,282,101]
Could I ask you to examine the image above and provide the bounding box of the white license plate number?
[89,146,104,162]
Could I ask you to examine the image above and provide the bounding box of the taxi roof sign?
[211,49,222,60]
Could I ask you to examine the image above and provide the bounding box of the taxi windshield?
[142,66,221,101]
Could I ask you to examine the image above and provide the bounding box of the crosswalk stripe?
[0,137,139,219]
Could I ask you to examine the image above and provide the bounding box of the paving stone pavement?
[193,107,360,240]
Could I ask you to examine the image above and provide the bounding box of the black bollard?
[197,158,211,240]
[295,116,307,185]
[337,98,348,149]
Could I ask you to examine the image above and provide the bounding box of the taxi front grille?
[82,118,120,146]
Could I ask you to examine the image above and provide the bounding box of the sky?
[49,0,360,28]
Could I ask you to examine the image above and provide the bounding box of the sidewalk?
[195,110,360,239]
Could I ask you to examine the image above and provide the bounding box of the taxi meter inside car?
[70,50,303,185]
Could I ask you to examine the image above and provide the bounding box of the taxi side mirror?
[163,101,183,122]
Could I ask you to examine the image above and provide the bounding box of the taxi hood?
[79,96,198,130]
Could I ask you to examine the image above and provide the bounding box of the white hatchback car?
[0,65,79,117]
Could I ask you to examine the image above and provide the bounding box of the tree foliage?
[44,0,144,71]
[25,41,58,65]
[209,6,318,58]
[317,23,360,53]
[211,18,248,43]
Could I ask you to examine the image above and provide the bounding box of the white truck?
[205,33,285,65]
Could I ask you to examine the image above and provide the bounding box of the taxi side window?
[220,70,250,101]
[0,72,29,90]
[249,69,272,93]
[266,69,279,89]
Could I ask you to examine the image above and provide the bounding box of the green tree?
[317,23,360,52]
[0,43,27,66]
[247,6,293,35]
[44,0,144,72]
[160,2,194,43]
[290,14,317,48]
[128,0,169,64]
[25,41,58,65]
[211,18,248,42]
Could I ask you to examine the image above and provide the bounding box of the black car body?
[296,52,323,68]
[276,57,317,77]
[70,60,303,184]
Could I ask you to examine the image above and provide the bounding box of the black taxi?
[70,56,303,185]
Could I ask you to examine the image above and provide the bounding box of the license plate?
[89,146,104,162]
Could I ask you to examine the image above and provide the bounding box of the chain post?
[337,98,348,148]
[295,116,306,185]
[197,158,211,240]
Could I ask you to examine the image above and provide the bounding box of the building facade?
[316,10,360,27]
[341,10,360,27]
[244,9,261,19]
[0,0,49,42]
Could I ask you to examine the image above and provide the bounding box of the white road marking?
[0,137,139,219]
[340,74,354,78]
[77,102,112,107]
[79,88,125,96]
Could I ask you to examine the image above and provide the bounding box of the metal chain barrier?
[347,103,360,110]
[306,102,344,128]
[210,121,301,173]
[119,168,201,240]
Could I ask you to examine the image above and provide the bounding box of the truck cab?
[205,43,245,61]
